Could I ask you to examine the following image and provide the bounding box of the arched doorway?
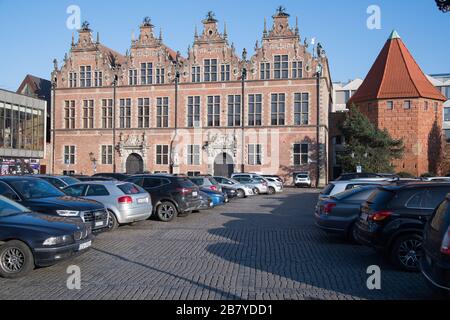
[214,153,234,177]
[126,153,144,174]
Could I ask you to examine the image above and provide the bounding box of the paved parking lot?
[0,189,439,300]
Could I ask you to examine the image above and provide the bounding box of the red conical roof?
[348,31,447,105]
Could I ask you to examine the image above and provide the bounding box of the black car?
[32,175,80,190]
[92,173,130,181]
[335,173,383,181]
[0,196,93,279]
[196,191,214,211]
[0,176,109,233]
[222,185,237,200]
[315,185,379,242]
[355,183,450,271]
[421,196,450,296]
[125,175,201,222]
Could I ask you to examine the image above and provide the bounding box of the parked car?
[200,188,226,206]
[262,175,284,185]
[319,179,390,201]
[76,177,116,182]
[294,173,312,188]
[231,173,261,180]
[188,176,222,193]
[0,196,93,279]
[0,176,109,233]
[92,173,130,181]
[221,185,237,200]
[335,173,384,181]
[232,176,269,195]
[355,182,450,272]
[32,175,80,190]
[125,175,201,222]
[213,176,255,198]
[315,185,379,242]
[266,177,284,193]
[63,181,152,231]
[421,197,450,296]
[195,191,214,211]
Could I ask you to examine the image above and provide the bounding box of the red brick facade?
[51,10,332,185]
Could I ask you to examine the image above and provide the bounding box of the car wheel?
[236,189,245,198]
[157,202,178,222]
[390,234,423,272]
[0,241,34,279]
[107,211,119,231]
[253,188,260,195]
[347,223,359,243]
[268,187,276,195]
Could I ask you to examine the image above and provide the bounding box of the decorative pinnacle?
[224,22,228,38]
[389,30,401,40]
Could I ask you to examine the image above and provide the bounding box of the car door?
[63,184,88,198]
[42,177,66,190]
[84,184,111,206]
[142,178,163,206]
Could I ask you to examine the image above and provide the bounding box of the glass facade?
[0,90,46,159]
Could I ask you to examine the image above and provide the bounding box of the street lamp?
[51,72,57,175]
[315,62,323,188]
[240,48,248,174]
[89,152,97,174]
[108,53,121,174]
[170,52,182,175]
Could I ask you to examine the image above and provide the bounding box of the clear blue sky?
[0,0,448,91]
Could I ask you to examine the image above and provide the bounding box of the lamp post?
[316,63,323,188]
[51,74,57,175]
[241,49,248,174]
[170,52,182,175]
[89,152,97,175]
[112,74,118,173]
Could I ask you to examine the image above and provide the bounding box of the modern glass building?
[0,88,46,174]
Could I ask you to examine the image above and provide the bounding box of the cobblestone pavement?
[0,189,440,300]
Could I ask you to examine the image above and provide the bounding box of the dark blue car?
[0,196,93,279]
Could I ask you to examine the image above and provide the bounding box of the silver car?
[213,176,255,198]
[63,181,152,231]
[232,176,269,195]
[265,177,284,193]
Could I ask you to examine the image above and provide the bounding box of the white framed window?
[138,98,150,128]
[157,97,169,128]
[293,143,309,166]
[94,71,103,87]
[80,66,92,87]
[69,72,77,88]
[119,98,131,129]
[156,68,165,84]
[221,64,230,81]
[102,99,113,129]
[82,100,94,129]
[187,145,201,165]
[292,61,303,79]
[260,62,270,80]
[274,55,289,79]
[207,96,220,127]
[156,145,169,165]
[271,93,286,126]
[101,145,113,165]
[187,96,201,128]
[64,146,76,165]
[248,94,262,126]
[141,62,153,85]
[228,95,241,127]
[248,144,262,165]
[129,69,138,85]
[404,100,411,110]
[294,93,309,125]
[192,66,201,83]
[64,100,76,129]
[204,59,218,82]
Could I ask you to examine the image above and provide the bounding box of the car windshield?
[0,196,30,216]
[118,183,146,195]
[297,175,308,179]
[9,179,65,199]
[60,176,80,185]
[321,183,335,196]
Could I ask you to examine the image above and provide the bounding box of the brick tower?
[348,31,447,176]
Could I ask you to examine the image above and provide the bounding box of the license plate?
[137,197,148,204]
[78,241,92,251]
[192,192,198,197]
[95,221,105,227]
[360,213,369,221]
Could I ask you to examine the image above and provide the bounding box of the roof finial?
[159,28,163,41]
[194,25,198,39]
[263,17,268,37]
[224,22,228,39]
[295,16,299,35]
[131,30,135,42]
[96,32,100,44]
[389,30,401,40]
[71,32,75,46]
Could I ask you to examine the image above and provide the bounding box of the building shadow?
[206,192,439,300]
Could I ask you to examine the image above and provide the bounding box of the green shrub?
[396,172,415,178]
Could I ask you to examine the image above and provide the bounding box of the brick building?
[51,8,332,185]
[347,31,447,177]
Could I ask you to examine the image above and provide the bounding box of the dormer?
[264,6,299,41]
[72,21,97,52]
[132,17,161,49]
[194,11,227,45]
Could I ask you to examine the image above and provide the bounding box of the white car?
[212,176,255,198]
[295,173,312,188]
[319,179,391,200]
[266,177,284,193]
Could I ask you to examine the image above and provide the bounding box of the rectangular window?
[187,96,201,127]
[101,145,113,165]
[294,93,309,125]
[248,144,262,165]
[69,72,77,88]
[157,97,169,128]
[260,63,270,80]
[274,55,289,79]
[64,146,76,165]
[207,96,221,127]
[138,98,150,128]
[292,61,303,79]
[424,101,429,111]
[445,108,450,122]
[141,62,153,85]
[248,94,262,126]
[293,143,309,165]
[129,69,138,85]
[221,64,230,81]
[64,100,76,129]
[271,93,286,126]
[204,59,218,82]
[156,145,169,165]
[192,66,201,83]
[387,101,394,110]
[82,100,94,129]
[434,102,439,112]
[404,100,411,110]
[119,98,131,129]
[187,171,201,177]
[228,95,241,127]
[156,68,165,84]
[80,66,92,87]
[187,145,201,165]
[94,71,103,87]
[102,99,113,129]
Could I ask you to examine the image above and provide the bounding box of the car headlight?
[43,235,73,246]
[56,210,80,217]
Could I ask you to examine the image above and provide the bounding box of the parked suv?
[0,176,109,233]
[189,176,222,193]
[0,196,93,279]
[421,197,450,296]
[125,175,201,222]
[63,181,152,231]
[355,183,450,271]
[92,173,130,181]
[294,173,312,188]
[335,173,383,181]
[319,179,389,201]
